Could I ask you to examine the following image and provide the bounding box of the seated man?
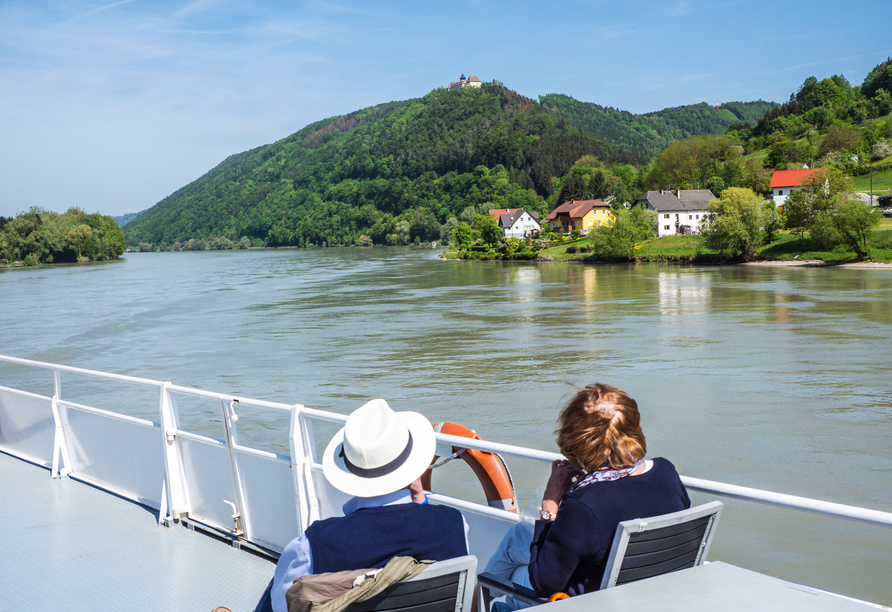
[255,399,469,612]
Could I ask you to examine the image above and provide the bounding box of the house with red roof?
[770,168,825,207]
[544,200,613,235]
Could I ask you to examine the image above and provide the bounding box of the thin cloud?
[74,0,136,20]
[754,52,888,75]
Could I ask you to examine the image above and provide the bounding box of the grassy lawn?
[852,165,892,195]
[542,226,892,264]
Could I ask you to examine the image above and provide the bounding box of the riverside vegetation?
[7,59,892,266]
[0,208,125,267]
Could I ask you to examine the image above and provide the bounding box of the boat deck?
[1,451,275,612]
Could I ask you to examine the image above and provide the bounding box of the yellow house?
[544,200,614,234]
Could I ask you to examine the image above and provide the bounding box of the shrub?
[566,246,579,254]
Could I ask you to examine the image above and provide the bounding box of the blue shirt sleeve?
[271,534,313,612]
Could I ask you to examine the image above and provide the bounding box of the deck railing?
[1,354,890,559]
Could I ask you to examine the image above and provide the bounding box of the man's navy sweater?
[528,457,690,597]
[305,502,468,574]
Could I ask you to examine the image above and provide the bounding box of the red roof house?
[770,168,826,207]
[544,200,613,234]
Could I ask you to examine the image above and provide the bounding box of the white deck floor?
[1,451,275,612]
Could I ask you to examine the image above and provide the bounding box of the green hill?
[539,94,777,158]
[124,85,640,248]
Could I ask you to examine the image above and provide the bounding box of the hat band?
[339,433,414,479]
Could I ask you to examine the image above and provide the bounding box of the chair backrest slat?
[620,534,706,571]
[623,515,711,545]
[600,501,723,590]
[347,556,476,612]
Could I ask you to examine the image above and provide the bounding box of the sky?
[0,0,889,219]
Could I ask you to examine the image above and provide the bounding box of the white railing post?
[221,398,248,540]
[50,368,72,478]
[158,382,190,524]
[289,404,319,533]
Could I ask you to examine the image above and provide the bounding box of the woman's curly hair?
[555,383,647,471]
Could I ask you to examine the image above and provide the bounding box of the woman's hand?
[541,460,584,516]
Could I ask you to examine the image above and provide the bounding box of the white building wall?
[654,208,708,237]
[503,213,540,238]
[773,187,794,207]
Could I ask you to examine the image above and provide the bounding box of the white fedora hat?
[322,399,436,498]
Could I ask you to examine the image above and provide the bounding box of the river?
[1,248,891,604]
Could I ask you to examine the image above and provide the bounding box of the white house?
[489,208,540,238]
[769,168,824,208]
[448,74,482,92]
[634,190,715,237]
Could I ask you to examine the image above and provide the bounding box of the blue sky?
[0,0,889,218]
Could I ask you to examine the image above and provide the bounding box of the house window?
[664,214,669,219]
[598,220,602,226]
[779,190,783,195]
[689,215,692,220]
[696,215,699,219]
[664,225,670,230]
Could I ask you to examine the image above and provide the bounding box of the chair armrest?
[476,572,547,608]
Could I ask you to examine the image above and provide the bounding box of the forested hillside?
[539,94,777,158]
[643,58,892,196]
[124,85,640,248]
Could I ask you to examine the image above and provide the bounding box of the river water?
[2,248,891,604]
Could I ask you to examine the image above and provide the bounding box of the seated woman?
[484,383,690,600]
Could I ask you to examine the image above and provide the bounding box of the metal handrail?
[0,355,163,388]
[3,354,891,531]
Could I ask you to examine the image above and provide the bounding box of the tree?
[440,217,458,244]
[504,237,520,256]
[862,58,892,99]
[588,171,608,199]
[472,214,502,246]
[587,206,656,259]
[761,201,783,243]
[356,234,373,246]
[66,224,92,259]
[702,187,765,260]
[450,222,473,247]
[237,236,251,249]
[394,220,411,245]
[829,200,881,259]
[783,168,847,236]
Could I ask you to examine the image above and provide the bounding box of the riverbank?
[743,260,892,268]
[532,224,892,265]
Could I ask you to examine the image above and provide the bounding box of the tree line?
[1,208,126,265]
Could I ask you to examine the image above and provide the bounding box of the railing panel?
[63,407,164,507]
[310,464,352,520]
[0,386,55,467]
[237,451,300,550]
[178,436,239,531]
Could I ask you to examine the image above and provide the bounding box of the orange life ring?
[421,422,517,513]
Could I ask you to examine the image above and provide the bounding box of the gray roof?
[635,190,715,213]
[499,209,540,228]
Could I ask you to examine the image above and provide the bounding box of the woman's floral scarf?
[569,459,644,493]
